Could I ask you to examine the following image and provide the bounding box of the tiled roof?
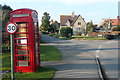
[110,19,119,25]
[60,15,79,26]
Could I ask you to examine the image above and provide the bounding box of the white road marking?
[95,40,114,58]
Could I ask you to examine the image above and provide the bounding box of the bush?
[104,34,115,40]
[41,32,49,34]
[115,26,120,31]
[60,27,73,38]
[76,31,82,36]
[2,43,10,51]
[48,33,55,36]
[53,34,61,38]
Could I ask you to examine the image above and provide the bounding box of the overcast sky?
[1,0,119,24]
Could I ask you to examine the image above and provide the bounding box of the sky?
[1,0,119,25]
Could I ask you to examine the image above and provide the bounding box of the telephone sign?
[6,23,17,34]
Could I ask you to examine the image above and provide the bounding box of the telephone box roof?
[10,8,38,14]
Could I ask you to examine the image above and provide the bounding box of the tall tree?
[103,19,110,32]
[86,20,95,33]
[2,4,13,31]
[40,12,51,32]
[1,4,12,50]
[50,20,60,33]
[86,20,95,36]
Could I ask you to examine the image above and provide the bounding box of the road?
[41,35,119,79]
[96,40,119,78]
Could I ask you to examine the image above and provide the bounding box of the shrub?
[48,33,55,36]
[60,27,73,38]
[104,34,115,40]
[53,34,61,38]
[115,26,120,31]
[41,32,49,34]
[76,31,82,36]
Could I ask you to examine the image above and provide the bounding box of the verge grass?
[2,67,55,80]
[40,45,61,61]
[72,36,107,40]
[2,45,61,79]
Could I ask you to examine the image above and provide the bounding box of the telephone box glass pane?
[18,56,29,60]
[36,53,39,64]
[18,61,29,66]
[35,28,38,32]
[17,39,27,44]
[18,28,27,32]
[16,22,28,27]
[17,34,27,38]
[17,50,28,54]
[17,45,27,49]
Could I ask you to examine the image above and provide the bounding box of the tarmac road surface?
[41,35,119,79]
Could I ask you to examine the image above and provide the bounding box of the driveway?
[41,35,118,79]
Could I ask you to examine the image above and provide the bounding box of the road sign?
[6,23,17,80]
[6,23,17,34]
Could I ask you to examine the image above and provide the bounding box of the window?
[13,14,29,17]
[78,22,81,25]
[17,45,28,49]
[16,39,27,44]
[17,61,29,66]
[17,50,28,55]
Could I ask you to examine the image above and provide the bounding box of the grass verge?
[2,67,55,80]
[2,45,61,79]
[52,35,107,40]
[2,53,11,71]
[40,45,61,61]
[59,37,71,40]
[72,36,107,40]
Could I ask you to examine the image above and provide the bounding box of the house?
[98,16,120,32]
[110,16,120,27]
[60,12,87,35]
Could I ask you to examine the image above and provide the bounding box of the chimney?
[117,16,120,19]
[118,1,120,16]
[72,11,75,17]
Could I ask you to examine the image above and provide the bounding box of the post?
[10,34,14,80]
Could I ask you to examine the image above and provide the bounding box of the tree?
[40,12,51,32]
[86,20,95,33]
[50,21,60,33]
[1,4,12,50]
[60,27,73,38]
[102,19,111,32]
[2,4,13,31]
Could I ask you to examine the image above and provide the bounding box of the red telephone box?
[10,8,40,72]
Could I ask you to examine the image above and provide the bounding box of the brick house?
[98,16,120,32]
[60,12,87,35]
[110,16,120,27]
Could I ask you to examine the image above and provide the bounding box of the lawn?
[59,37,72,40]
[40,45,61,61]
[3,67,55,80]
[55,36,107,40]
[2,45,61,79]
[72,36,107,40]
[2,53,11,71]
